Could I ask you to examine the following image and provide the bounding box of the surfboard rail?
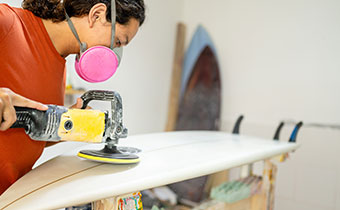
[0,131,299,210]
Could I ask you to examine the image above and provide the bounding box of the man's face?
[86,16,140,49]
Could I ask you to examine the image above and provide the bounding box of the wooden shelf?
[65,89,86,95]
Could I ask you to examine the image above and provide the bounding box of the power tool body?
[8,90,140,164]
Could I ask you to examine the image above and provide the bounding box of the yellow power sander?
[10,90,140,164]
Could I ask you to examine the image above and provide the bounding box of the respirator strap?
[110,0,123,63]
[110,0,116,50]
[65,12,87,53]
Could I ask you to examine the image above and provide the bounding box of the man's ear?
[88,3,108,28]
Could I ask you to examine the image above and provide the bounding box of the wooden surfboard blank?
[165,23,186,132]
[0,131,299,210]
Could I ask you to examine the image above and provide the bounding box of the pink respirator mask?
[65,0,122,83]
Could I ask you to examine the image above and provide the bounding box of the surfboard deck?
[0,131,299,210]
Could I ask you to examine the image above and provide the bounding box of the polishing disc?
[77,145,140,164]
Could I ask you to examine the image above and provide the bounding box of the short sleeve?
[0,4,15,41]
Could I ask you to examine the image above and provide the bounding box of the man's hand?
[69,98,91,109]
[69,98,83,109]
[0,88,48,131]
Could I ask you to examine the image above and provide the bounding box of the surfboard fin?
[232,115,244,134]
[273,121,285,140]
[77,143,141,164]
[273,121,302,163]
[289,121,303,143]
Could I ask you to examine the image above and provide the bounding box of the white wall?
[180,0,340,210]
[1,0,21,7]
[181,0,340,126]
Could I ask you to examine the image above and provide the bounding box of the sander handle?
[10,107,46,130]
[80,90,121,109]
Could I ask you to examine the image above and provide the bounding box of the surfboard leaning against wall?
[168,24,222,203]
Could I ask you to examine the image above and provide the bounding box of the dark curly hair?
[22,0,145,26]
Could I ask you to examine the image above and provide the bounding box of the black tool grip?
[10,107,46,130]
[11,107,33,129]
[4,105,67,141]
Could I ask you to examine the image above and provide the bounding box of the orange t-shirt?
[0,4,66,194]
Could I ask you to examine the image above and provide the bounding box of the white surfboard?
[0,131,299,210]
